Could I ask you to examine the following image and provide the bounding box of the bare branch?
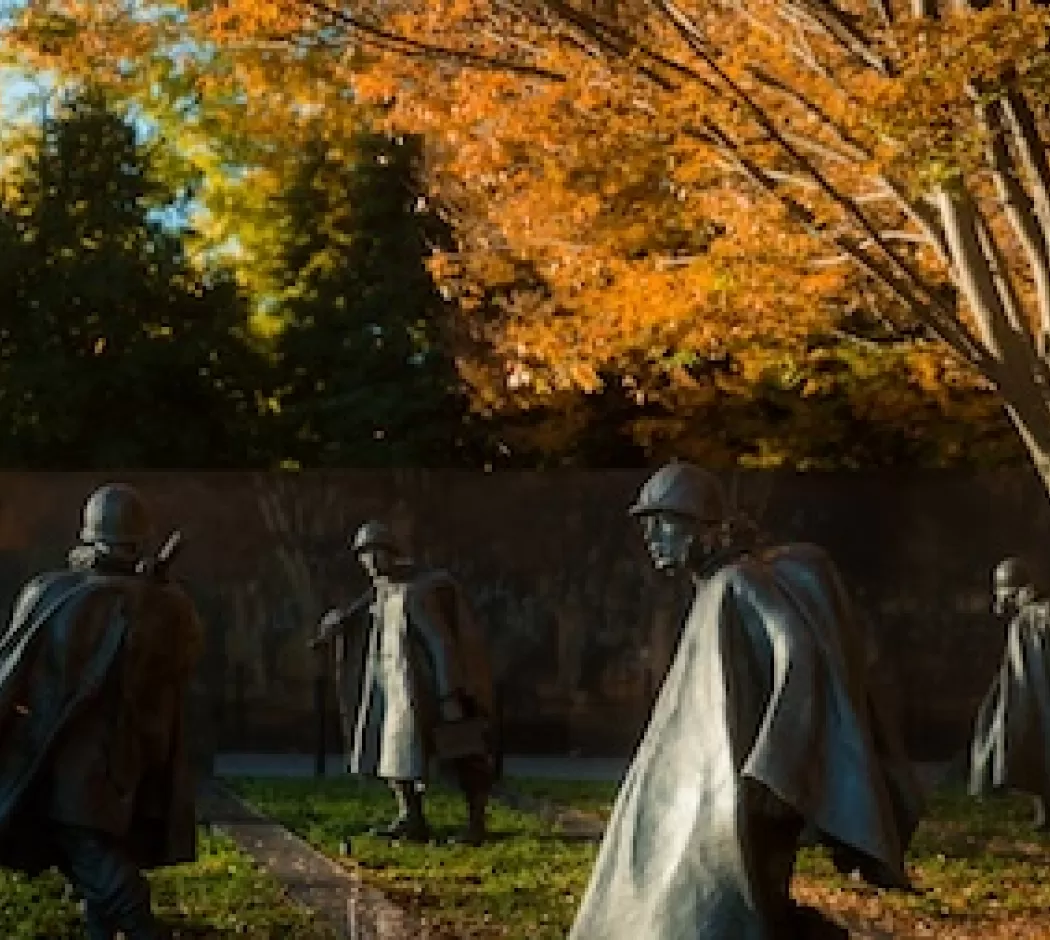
[745,67,870,162]
[657,0,949,329]
[302,0,568,80]
[933,186,1018,361]
[779,0,893,75]
[781,131,857,165]
[975,90,1050,339]
[1001,87,1050,339]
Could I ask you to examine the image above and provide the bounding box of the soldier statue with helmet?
[568,461,923,940]
[0,484,203,940]
[970,555,1050,828]
[310,519,498,845]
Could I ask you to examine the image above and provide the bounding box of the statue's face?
[993,583,1014,617]
[358,547,395,579]
[639,512,697,573]
[992,572,1025,617]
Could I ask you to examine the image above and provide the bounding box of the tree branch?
[1001,86,1050,340]
[779,0,893,75]
[933,185,1020,363]
[300,0,568,80]
[657,0,948,323]
[975,89,1050,342]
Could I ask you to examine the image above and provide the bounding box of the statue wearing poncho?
[970,556,1050,829]
[568,463,922,939]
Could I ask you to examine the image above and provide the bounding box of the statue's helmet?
[994,556,1033,591]
[349,520,399,554]
[79,484,151,548]
[628,462,727,523]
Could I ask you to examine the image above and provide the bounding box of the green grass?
[0,829,332,939]
[235,777,1050,939]
[502,778,618,817]
[230,776,600,939]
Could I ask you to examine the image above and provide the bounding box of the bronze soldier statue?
[0,484,203,940]
[569,462,922,940]
[310,520,497,845]
[970,556,1050,828]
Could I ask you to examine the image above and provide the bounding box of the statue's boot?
[449,754,492,846]
[371,781,430,843]
[451,791,488,846]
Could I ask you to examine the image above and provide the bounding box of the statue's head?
[78,483,151,565]
[350,520,399,579]
[992,555,1037,617]
[629,462,728,574]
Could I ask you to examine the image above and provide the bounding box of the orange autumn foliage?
[8,0,1050,473]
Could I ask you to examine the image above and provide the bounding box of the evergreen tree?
[272,131,492,467]
[0,89,273,468]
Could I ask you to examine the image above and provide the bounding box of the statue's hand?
[320,608,345,629]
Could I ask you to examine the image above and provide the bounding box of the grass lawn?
[234,776,1050,939]
[230,776,600,939]
[0,828,333,939]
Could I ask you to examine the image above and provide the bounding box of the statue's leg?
[372,779,430,842]
[51,823,165,940]
[1033,794,1049,830]
[449,754,491,846]
[743,782,847,939]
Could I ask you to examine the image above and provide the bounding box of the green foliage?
[270,132,495,466]
[0,828,332,938]
[0,88,273,468]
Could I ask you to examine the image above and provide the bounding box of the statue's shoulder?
[762,541,833,568]
[723,541,837,598]
[408,566,456,594]
[1022,599,1050,628]
[11,569,87,621]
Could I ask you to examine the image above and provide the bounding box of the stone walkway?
[198,782,434,939]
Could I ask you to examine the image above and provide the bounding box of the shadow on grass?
[0,830,333,939]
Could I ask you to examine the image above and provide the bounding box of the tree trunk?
[1000,373,1050,497]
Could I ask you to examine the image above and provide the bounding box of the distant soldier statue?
[310,520,497,845]
[0,484,203,940]
[970,556,1050,828]
[569,462,923,940]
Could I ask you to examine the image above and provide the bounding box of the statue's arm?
[408,583,464,701]
[310,593,369,648]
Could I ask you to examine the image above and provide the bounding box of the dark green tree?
[271,131,493,467]
[0,88,273,468]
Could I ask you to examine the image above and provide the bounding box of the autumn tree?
[7,1,1048,472]
[155,0,1050,491]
